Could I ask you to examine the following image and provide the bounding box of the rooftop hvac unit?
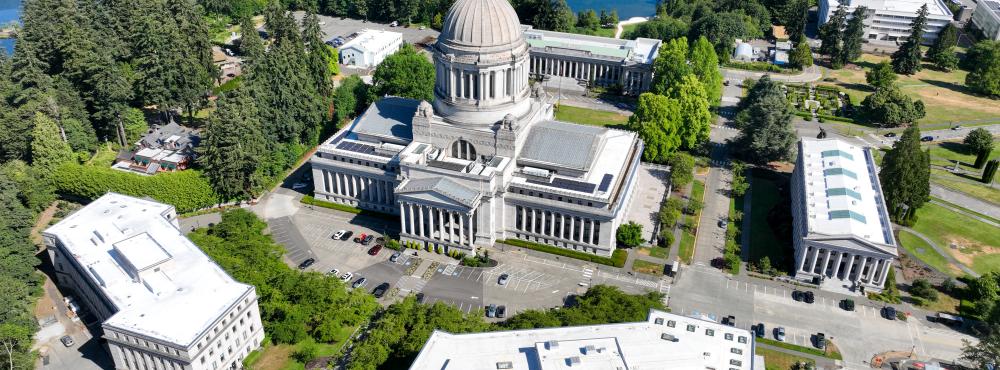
[522,166,551,178]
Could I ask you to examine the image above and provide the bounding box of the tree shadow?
[938,141,971,155]
[918,78,973,95]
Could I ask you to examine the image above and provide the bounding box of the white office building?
[43,193,265,370]
[818,0,954,43]
[972,0,1000,40]
[310,0,644,257]
[339,29,403,68]
[791,138,898,293]
[409,309,761,370]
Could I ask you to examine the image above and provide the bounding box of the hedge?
[53,163,220,213]
[300,195,397,221]
[501,239,627,268]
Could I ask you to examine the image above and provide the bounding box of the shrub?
[616,222,644,248]
[502,239,627,267]
[385,239,401,251]
[658,229,674,248]
[910,278,939,301]
[292,340,319,363]
[53,163,220,213]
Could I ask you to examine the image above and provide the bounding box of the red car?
[354,233,367,243]
[368,244,383,256]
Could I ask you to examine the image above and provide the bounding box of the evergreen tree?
[782,0,810,41]
[688,36,722,106]
[577,10,599,31]
[651,37,690,95]
[302,12,335,98]
[837,6,868,66]
[628,93,683,163]
[891,4,928,75]
[789,34,814,69]
[734,76,796,164]
[238,16,266,68]
[0,42,53,161]
[860,86,925,127]
[371,44,436,102]
[198,88,266,200]
[250,36,324,143]
[879,126,931,223]
[670,75,712,150]
[818,5,847,67]
[926,23,957,62]
[866,60,897,89]
[29,112,74,171]
[167,0,215,120]
[964,128,995,169]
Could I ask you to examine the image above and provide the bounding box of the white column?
[559,214,565,239]
[589,220,596,244]
[399,203,406,234]
[809,248,820,273]
[530,208,536,234]
[569,217,576,242]
[467,212,474,246]
[798,247,810,272]
[408,203,415,235]
[448,211,455,243]
[459,213,465,245]
[878,260,891,286]
[833,251,844,278]
[845,254,856,280]
[856,257,868,283]
[870,259,883,283]
[417,205,425,237]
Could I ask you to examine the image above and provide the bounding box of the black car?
[372,283,390,298]
[340,231,354,241]
[883,306,897,320]
[803,291,815,304]
[362,235,375,245]
[722,315,736,326]
[754,323,766,337]
[496,305,507,318]
[352,277,368,289]
[814,333,826,349]
[792,290,803,301]
[841,299,855,311]
[711,257,725,269]
[297,258,316,270]
[921,136,934,142]
[884,132,897,138]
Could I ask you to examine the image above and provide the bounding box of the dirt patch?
[29,202,60,248]
[253,344,294,370]
[946,235,999,267]
[909,88,1000,116]
[635,248,651,257]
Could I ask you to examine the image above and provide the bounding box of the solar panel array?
[598,174,614,192]
[337,141,377,155]
[529,177,597,193]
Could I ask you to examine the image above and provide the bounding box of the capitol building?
[309,0,645,257]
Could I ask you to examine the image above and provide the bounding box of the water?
[565,0,657,20]
[0,0,19,55]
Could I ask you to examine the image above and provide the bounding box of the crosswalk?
[441,264,457,276]
[580,268,594,287]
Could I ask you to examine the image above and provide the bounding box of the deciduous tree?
[372,44,436,102]
[628,93,682,163]
[964,128,995,168]
[860,86,925,127]
[866,60,897,89]
[689,36,722,106]
[616,222,644,247]
[965,40,1000,97]
[652,37,690,95]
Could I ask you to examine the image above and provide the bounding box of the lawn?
[632,259,665,275]
[747,174,792,271]
[554,104,630,128]
[897,230,961,276]
[757,337,843,360]
[931,172,1000,205]
[246,337,349,370]
[757,347,815,370]
[819,53,1000,127]
[911,203,1000,275]
[637,246,669,259]
[924,140,1000,169]
[678,180,705,264]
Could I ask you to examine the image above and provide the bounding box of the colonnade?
[514,205,600,246]
[319,169,394,206]
[436,61,528,103]
[527,56,650,94]
[798,246,891,287]
[399,201,476,248]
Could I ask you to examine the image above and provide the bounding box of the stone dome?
[439,0,524,50]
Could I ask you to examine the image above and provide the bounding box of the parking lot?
[670,265,972,368]
[296,12,441,47]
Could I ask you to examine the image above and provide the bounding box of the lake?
[565,0,657,20]
[0,0,19,55]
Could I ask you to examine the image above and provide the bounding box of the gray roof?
[397,177,481,209]
[139,121,200,150]
[519,120,604,172]
[440,0,522,48]
[350,97,417,141]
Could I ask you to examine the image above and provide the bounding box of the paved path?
[613,17,649,39]
[930,200,998,227]
[721,65,822,83]
[930,184,1000,220]
[756,343,840,369]
[895,226,980,278]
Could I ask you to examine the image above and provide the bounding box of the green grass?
[554,104,630,128]
[649,245,669,259]
[620,23,642,38]
[501,239,627,267]
[932,197,1000,224]
[747,175,791,271]
[897,230,960,276]
[911,202,1000,274]
[591,26,616,38]
[678,180,705,264]
[757,347,815,370]
[300,195,397,221]
[924,140,1000,169]
[757,337,843,360]
[632,259,664,275]
[932,174,1000,205]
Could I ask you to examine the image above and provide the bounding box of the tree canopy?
[629,93,683,163]
[372,44,436,102]
[891,4,928,75]
[860,85,925,127]
[866,61,898,89]
[734,76,796,164]
[964,40,1000,97]
[878,126,930,223]
[789,34,813,70]
[616,222,645,247]
[965,128,995,168]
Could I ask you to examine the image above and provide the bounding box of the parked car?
[390,252,401,263]
[354,233,367,243]
[814,332,826,349]
[803,291,815,304]
[332,230,346,240]
[291,182,308,190]
[486,304,497,318]
[340,272,353,282]
[498,273,510,286]
[711,257,725,269]
[951,125,961,130]
[718,219,728,228]
[792,290,803,301]
[930,312,964,326]
[372,283,390,298]
[883,306,897,320]
[362,235,375,245]
[368,245,383,256]
[352,277,368,289]
[841,299,855,311]
[415,293,425,303]
[340,231,354,241]
[723,80,731,86]
[376,237,385,244]
[921,136,934,142]
[327,268,340,277]
[60,335,75,347]
[297,258,316,270]
[754,323,766,337]
[496,305,507,318]
[775,327,786,342]
[884,132,896,137]
[722,315,736,327]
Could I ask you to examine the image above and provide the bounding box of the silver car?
[776,327,786,342]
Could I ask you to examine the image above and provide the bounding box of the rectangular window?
[705,329,715,336]
[731,348,743,354]
[666,320,675,327]
[738,336,748,344]
[686,324,696,332]
[725,333,734,341]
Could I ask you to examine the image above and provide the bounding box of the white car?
[332,230,346,240]
[292,182,308,190]
[328,268,340,277]
[340,272,353,282]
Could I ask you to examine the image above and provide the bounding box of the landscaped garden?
[757,347,815,370]
[784,84,856,123]
[678,179,705,264]
[745,171,794,275]
[553,104,630,128]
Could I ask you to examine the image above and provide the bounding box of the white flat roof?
[828,0,952,17]
[340,29,402,53]
[409,310,756,370]
[799,138,895,247]
[44,193,252,346]
[523,27,661,64]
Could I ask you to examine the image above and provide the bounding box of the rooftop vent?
[660,333,679,342]
[583,345,596,354]
[566,356,581,366]
[496,361,513,369]
[546,340,560,350]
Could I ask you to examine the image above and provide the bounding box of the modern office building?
[791,138,898,293]
[408,309,761,370]
[339,29,404,68]
[43,193,265,370]
[522,26,661,95]
[972,0,1000,40]
[818,0,953,43]
[310,0,644,257]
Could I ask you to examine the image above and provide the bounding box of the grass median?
[757,337,843,360]
[501,239,627,268]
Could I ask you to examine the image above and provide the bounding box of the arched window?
[451,140,477,161]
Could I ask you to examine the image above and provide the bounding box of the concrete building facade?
[408,309,761,370]
[339,29,404,68]
[522,27,661,95]
[310,0,644,257]
[818,0,953,43]
[43,193,265,370]
[972,0,1000,40]
[791,139,898,293]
